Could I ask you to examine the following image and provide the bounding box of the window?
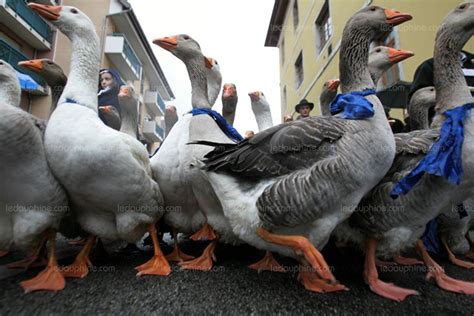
[280,38,285,65]
[295,52,303,89]
[293,0,299,31]
[315,0,332,54]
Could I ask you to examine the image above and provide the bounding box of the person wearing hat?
[294,98,314,120]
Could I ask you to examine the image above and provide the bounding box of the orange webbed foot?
[135,224,171,277]
[61,235,95,279]
[190,223,218,241]
[179,241,217,271]
[248,251,285,273]
[298,265,348,293]
[441,238,474,269]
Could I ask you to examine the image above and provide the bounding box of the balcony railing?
[5,0,53,42]
[0,38,46,87]
[155,124,164,139]
[156,92,166,114]
[112,32,142,78]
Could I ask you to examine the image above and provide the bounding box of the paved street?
[1,237,473,315]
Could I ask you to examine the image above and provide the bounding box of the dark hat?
[295,99,314,112]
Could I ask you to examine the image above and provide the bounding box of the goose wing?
[203,116,347,179]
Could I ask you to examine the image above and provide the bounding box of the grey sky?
[129,0,281,133]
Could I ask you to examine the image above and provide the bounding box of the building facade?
[265,0,474,122]
[0,0,174,152]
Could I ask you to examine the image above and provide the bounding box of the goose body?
[151,35,237,245]
[199,6,410,290]
[29,4,170,277]
[339,2,474,300]
[0,59,67,292]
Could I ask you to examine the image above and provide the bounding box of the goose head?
[368,46,414,84]
[350,6,412,35]
[408,86,436,130]
[249,91,273,131]
[28,3,95,39]
[154,34,211,108]
[0,59,21,107]
[248,91,266,104]
[154,34,202,61]
[319,79,340,116]
[204,56,222,106]
[165,105,177,114]
[18,59,67,87]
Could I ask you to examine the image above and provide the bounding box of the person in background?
[294,99,314,120]
[98,68,125,128]
[283,114,294,123]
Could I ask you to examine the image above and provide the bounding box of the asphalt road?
[1,237,473,315]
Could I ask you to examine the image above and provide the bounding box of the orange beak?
[118,86,131,97]
[153,36,178,51]
[204,57,213,69]
[18,59,43,72]
[28,3,61,21]
[327,79,340,91]
[384,9,412,26]
[248,91,260,102]
[388,48,414,63]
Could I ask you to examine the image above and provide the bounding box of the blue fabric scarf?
[190,108,243,143]
[329,89,376,119]
[391,103,474,198]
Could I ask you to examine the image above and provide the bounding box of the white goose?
[249,91,274,131]
[0,59,67,293]
[197,6,411,292]
[152,34,241,270]
[29,3,170,278]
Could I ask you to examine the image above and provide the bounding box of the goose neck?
[0,77,20,107]
[185,55,211,109]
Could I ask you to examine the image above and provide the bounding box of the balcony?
[0,0,53,50]
[0,38,47,94]
[143,90,165,117]
[104,33,142,80]
[142,120,162,143]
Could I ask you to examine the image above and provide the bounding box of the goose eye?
[71,8,78,14]
[369,6,377,12]
[0,61,3,65]
[459,4,467,10]
[376,48,381,53]
[183,35,190,40]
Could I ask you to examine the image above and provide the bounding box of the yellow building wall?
[278,0,474,122]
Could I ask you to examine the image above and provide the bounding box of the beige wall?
[278,0,474,122]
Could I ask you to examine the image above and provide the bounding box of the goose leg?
[68,238,87,246]
[165,229,195,262]
[248,251,285,273]
[364,239,419,301]
[7,235,48,269]
[179,240,217,271]
[190,223,217,241]
[416,240,474,294]
[0,251,8,258]
[61,235,95,278]
[466,232,474,260]
[135,224,171,276]
[257,227,347,292]
[441,237,474,269]
[20,230,65,293]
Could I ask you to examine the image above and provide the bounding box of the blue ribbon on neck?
[329,89,376,119]
[190,108,243,143]
[391,103,474,198]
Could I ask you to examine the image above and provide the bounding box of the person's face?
[100,72,114,89]
[299,105,311,117]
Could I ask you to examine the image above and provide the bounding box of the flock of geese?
[1,1,474,302]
